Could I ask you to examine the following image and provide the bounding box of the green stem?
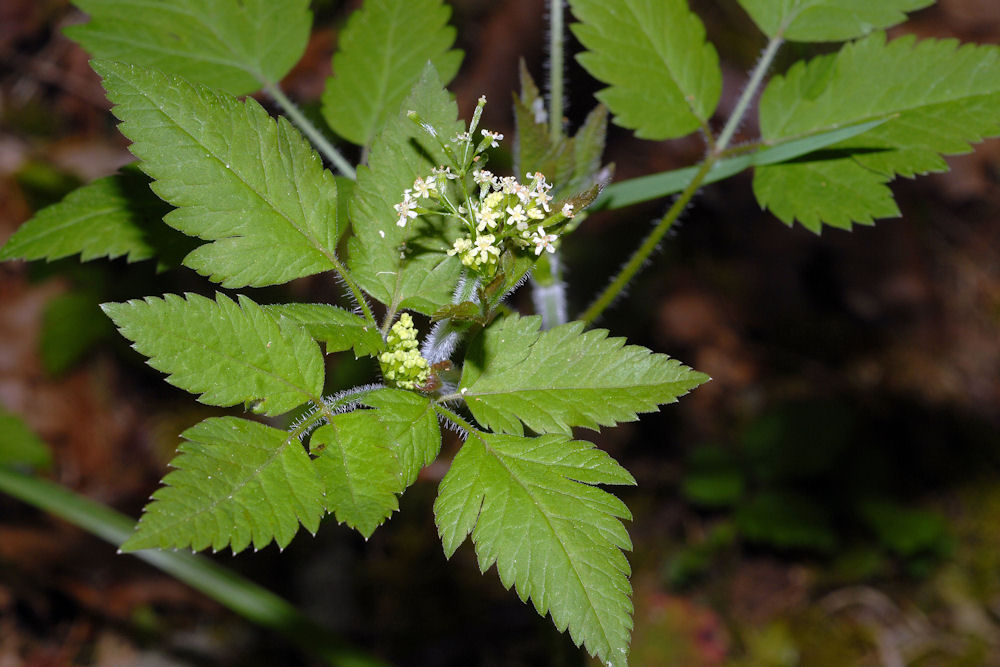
[579,157,716,325]
[579,34,785,324]
[548,0,565,141]
[332,256,377,327]
[265,82,357,180]
[531,251,567,329]
[0,467,385,667]
[715,34,784,153]
[433,403,477,434]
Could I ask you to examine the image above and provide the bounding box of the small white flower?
[506,204,528,225]
[484,192,504,209]
[447,236,473,256]
[394,196,418,227]
[432,165,458,180]
[451,131,471,143]
[527,207,545,220]
[561,202,575,218]
[472,234,501,263]
[534,189,553,212]
[473,170,494,187]
[513,183,532,203]
[499,176,518,194]
[477,205,501,231]
[531,227,558,255]
[412,177,435,198]
[481,129,503,148]
[478,94,487,105]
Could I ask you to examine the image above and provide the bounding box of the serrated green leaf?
[571,104,610,190]
[569,0,721,140]
[361,389,441,486]
[755,33,1000,231]
[123,417,324,553]
[322,0,462,147]
[434,430,635,667]
[0,408,52,470]
[513,63,609,197]
[311,418,401,538]
[67,0,312,95]
[460,315,709,435]
[265,303,383,357]
[102,292,323,416]
[95,60,342,287]
[348,63,463,314]
[513,64,574,186]
[737,0,932,42]
[0,168,190,267]
[753,155,901,230]
[313,389,440,537]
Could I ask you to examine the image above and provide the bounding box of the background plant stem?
[0,467,385,667]
[548,0,565,141]
[580,158,715,324]
[580,34,786,324]
[715,35,784,153]
[265,82,357,180]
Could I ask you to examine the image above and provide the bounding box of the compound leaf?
[122,417,324,553]
[569,0,721,140]
[95,60,342,288]
[460,315,709,435]
[0,168,186,267]
[348,63,463,314]
[312,389,440,537]
[102,292,324,416]
[322,0,462,147]
[67,0,311,95]
[265,303,383,357]
[737,0,932,42]
[755,33,1000,231]
[434,430,635,667]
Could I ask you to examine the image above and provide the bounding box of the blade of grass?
[594,117,891,210]
[0,467,386,667]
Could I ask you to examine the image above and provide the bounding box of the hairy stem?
[531,252,567,329]
[579,158,715,325]
[580,34,785,324]
[433,403,477,434]
[715,34,784,153]
[422,272,479,364]
[0,468,385,667]
[264,82,357,180]
[331,256,377,327]
[548,0,565,141]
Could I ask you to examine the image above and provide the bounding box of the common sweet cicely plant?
[3,0,1000,663]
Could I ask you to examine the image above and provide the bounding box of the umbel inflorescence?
[394,95,575,276]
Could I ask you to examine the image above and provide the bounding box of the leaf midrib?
[481,434,620,658]
[120,74,339,269]
[129,306,321,406]
[138,428,302,547]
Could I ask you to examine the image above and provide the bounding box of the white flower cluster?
[378,313,430,390]
[392,95,578,276]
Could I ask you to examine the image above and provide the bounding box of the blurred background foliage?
[2,0,1000,664]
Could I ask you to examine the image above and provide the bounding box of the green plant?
[3,0,1000,663]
